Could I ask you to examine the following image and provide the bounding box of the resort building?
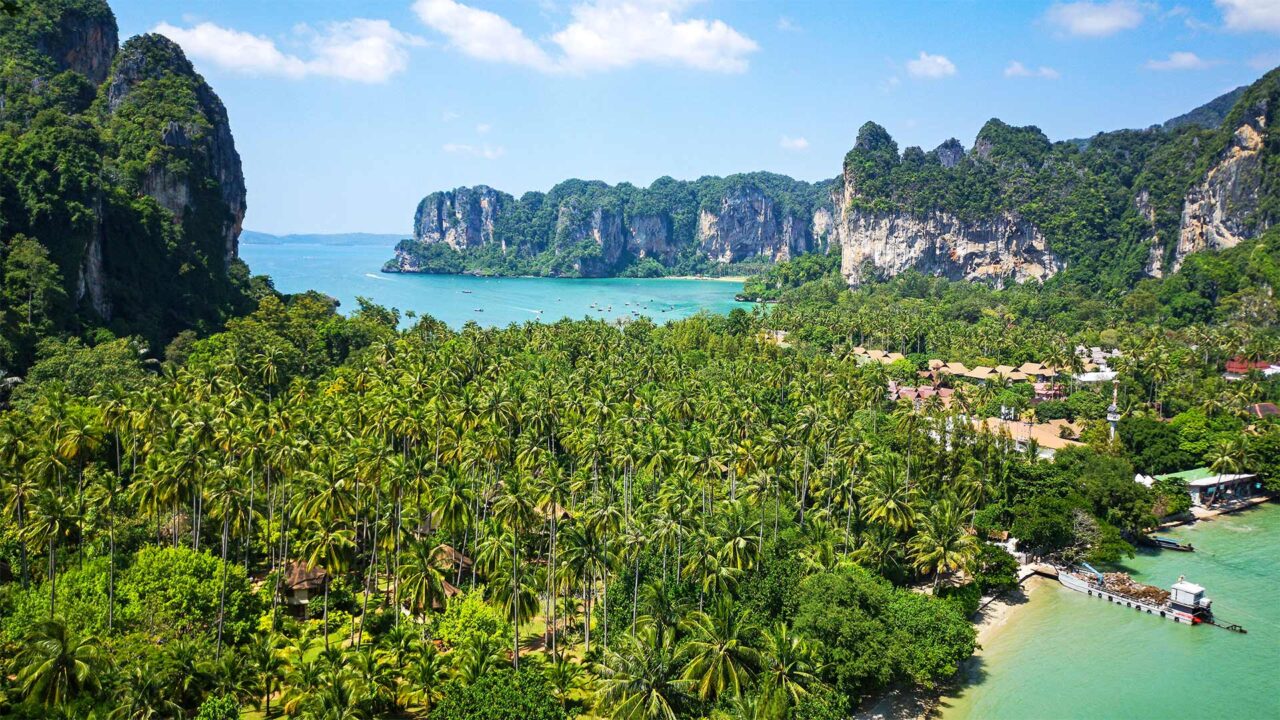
[1150,467,1265,507]
[1223,357,1280,381]
[280,561,328,616]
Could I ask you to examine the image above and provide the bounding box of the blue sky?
[110,0,1280,235]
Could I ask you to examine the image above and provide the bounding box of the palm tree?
[492,473,537,667]
[677,599,761,702]
[17,618,106,709]
[301,519,356,651]
[908,498,977,587]
[598,625,685,720]
[398,538,451,621]
[860,454,917,533]
[108,662,183,720]
[246,632,285,717]
[25,488,78,616]
[756,623,823,719]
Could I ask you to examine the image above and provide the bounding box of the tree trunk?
[216,514,230,659]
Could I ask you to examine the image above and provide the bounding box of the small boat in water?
[461,290,473,294]
[1146,535,1195,552]
[474,308,483,312]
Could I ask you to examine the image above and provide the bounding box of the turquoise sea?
[940,502,1280,720]
[239,239,751,328]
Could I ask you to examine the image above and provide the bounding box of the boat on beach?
[1058,564,1218,626]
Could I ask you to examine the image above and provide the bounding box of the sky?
[109,0,1280,235]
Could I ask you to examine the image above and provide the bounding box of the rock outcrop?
[697,186,814,263]
[103,34,246,266]
[835,210,1060,285]
[413,186,509,252]
[29,0,118,84]
[390,174,831,277]
[1171,98,1271,271]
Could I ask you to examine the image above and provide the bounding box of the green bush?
[432,669,566,720]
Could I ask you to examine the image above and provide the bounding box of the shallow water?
[939,502,1280,719]
[240,240,751,328]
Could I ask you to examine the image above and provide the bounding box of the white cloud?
[905,51,956,78]
[777,16,799,32]
[475,122,492,134]
[1145,51,1215,70]
[413,0,556,71]
[1004,60,1061,78]
[551,0,759,73]
[413,0,758,74]
[442,142,505,159]
[779,135,809,151]
[1044,1,1145,37]
[1217,0,1280,32]
[441,110,461,121]
[153,19,421,83]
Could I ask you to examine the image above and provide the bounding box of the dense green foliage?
[0,0,259,375]
[5,243,1276,716]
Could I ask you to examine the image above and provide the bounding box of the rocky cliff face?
[1171,98,1271,271]
[697,186,814,263]
[103,34,246,266]
[391,174,830,277]
[34,1,118,85]
[413,186,509,252]
[834,208,1060,285]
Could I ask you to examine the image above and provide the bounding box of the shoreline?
[660,274,748,283]
[1159,495,1275,528]
[856,577,1046,720]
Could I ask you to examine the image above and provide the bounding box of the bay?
[939,502,1280,720]
[240,239,752,328]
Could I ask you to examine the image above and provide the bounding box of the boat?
[461,290,473,294]
[1058,564,1213,625]
[473,308,483,313]
[1147,535,1195,552]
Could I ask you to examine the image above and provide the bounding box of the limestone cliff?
[835,209,1060,285]
[412,186,510,252]
[1171,98,1271,271]
[103,34,246,266]
[0,0,252,360]
[389,174,830,277]
[697,186,815,263]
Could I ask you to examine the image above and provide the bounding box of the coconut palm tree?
[908,498,978,587]
[17,618,106,709]
[598,624,685,720]
[677,599,761,702]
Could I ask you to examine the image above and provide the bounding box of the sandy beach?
[855,577,1045,720]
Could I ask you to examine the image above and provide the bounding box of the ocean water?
[239,240,751,328]
[939,502,1280,720]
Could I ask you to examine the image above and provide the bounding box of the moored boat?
[1058,564,1213,625]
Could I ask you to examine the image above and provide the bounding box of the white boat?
[1058,566,1212,626]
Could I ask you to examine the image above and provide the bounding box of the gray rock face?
[104,34,246,265]
[1172,99,1271,271]
[836,208,1061,286]
[559,203,625,277]
[933,138,965,169]
[627,215,676,263]
[413,186,510,251]
[34,2,118,85]
[697,187,813,263]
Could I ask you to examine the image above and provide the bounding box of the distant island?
[242,230,407,247]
